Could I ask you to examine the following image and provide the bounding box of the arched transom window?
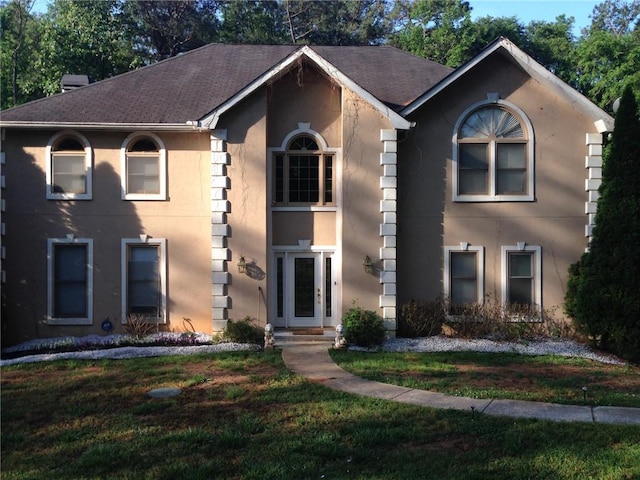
[273,134,334,205]
[454,104,534,201]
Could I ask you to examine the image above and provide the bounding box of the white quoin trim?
[379,129,398,335]
[210,129,230,332]
[585,133,605,243]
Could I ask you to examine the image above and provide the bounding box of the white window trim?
[444,243,484,304]
[452,98,535,202]
[121,237,167,323]
[501,243,542,309]
[46,130,93,200]
[121,132,167,201]
[267,122,340,209]
[47,237,93,325]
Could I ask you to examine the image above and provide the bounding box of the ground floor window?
[444,245,484,309]
[47,238,93,325]
[122,238,167,323]
[501,244,541,309]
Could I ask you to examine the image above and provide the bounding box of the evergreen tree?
[571,85,640,362]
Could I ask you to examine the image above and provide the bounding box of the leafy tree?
[525,15,578,86]
[32,0,141,97]
[0,0,42,109]
[575,0,640,109]
[388,0,472,66]
[283,0,391,46]
[218,0,288,44]
[569,85,640,363]
[462,15,527,59]
[125,0,220,61]
[587,0,639,36]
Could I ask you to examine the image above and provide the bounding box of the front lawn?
[330,350,640,408]
[2,351,639,479]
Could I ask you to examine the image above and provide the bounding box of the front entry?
[274,252,335,328]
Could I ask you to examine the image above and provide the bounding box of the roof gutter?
[0,121,208,132]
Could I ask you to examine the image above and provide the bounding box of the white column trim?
[585,133,604,243]
[211,129,230,331]
[379,129,397,336]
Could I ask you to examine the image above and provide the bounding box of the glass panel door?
[287,253,322,327]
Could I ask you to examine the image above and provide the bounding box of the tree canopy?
[1,0,639,110]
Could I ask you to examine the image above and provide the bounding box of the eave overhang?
[199,45,414,131]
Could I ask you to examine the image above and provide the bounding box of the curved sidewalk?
[280,343,640,425]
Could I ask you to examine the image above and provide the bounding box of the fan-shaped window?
[273,134,334,206]
[454,103,533,201]
[121,133,167,200]
[46,132,92,200]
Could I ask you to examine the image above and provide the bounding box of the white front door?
[273,252,335,328]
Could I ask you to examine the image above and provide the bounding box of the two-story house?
[0,38,613,347]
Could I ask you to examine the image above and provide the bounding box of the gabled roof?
[402,37,614,132]
[0,44,452,131]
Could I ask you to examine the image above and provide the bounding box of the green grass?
[1,351,639,479]
[330,350,640,407]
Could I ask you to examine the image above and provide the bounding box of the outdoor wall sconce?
[363,255,373,274]
[237,255,246,274]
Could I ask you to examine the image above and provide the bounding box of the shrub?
[342,305,385,347]
[444,297,573,340]
[223,317,263,345]
[569,86,640,363]
[398,298,445,338]
[123,314,158,339]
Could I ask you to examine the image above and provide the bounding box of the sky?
[469,0,600,34]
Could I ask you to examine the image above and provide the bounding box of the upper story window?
[273,134,334,206]
[453,100,534,202]
[46,131,92,200]
[121,133,167,200]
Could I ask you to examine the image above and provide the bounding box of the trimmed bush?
[568,86,640,363]
[398,298,445,338]
[342,306,385,348]
[223,317,263,345]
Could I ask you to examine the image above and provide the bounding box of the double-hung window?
[273,135,334,206]
[46,132,92,200]
[444,245,484,309]
[121,133,167,200]
[454,101,534,202]
[122,238,167,323]
[501,244,542,309]
[47,238,93,325]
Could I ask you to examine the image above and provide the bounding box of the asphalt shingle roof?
[1,44,452,125]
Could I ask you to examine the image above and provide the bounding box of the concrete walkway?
[280,343,640,425]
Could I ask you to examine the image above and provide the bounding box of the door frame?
[270,246,340,328]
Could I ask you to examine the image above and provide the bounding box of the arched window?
[454,103,534,201]
[273,134,334,205]
[46,131,92,200]
[121,133,167,200]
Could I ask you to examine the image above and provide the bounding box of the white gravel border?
[1,333,627,366]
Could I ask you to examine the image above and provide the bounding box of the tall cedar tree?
[572,85,640,363]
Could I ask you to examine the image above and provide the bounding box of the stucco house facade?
[0,38,613,347]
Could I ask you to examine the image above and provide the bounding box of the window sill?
[47,317,92,326]
[47,193,92,201]
[271,205,338,212]
[454,194,534,202]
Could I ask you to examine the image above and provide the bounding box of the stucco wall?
[2,129,213,345]
[223,90,270,325]
[399,53,595,313]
